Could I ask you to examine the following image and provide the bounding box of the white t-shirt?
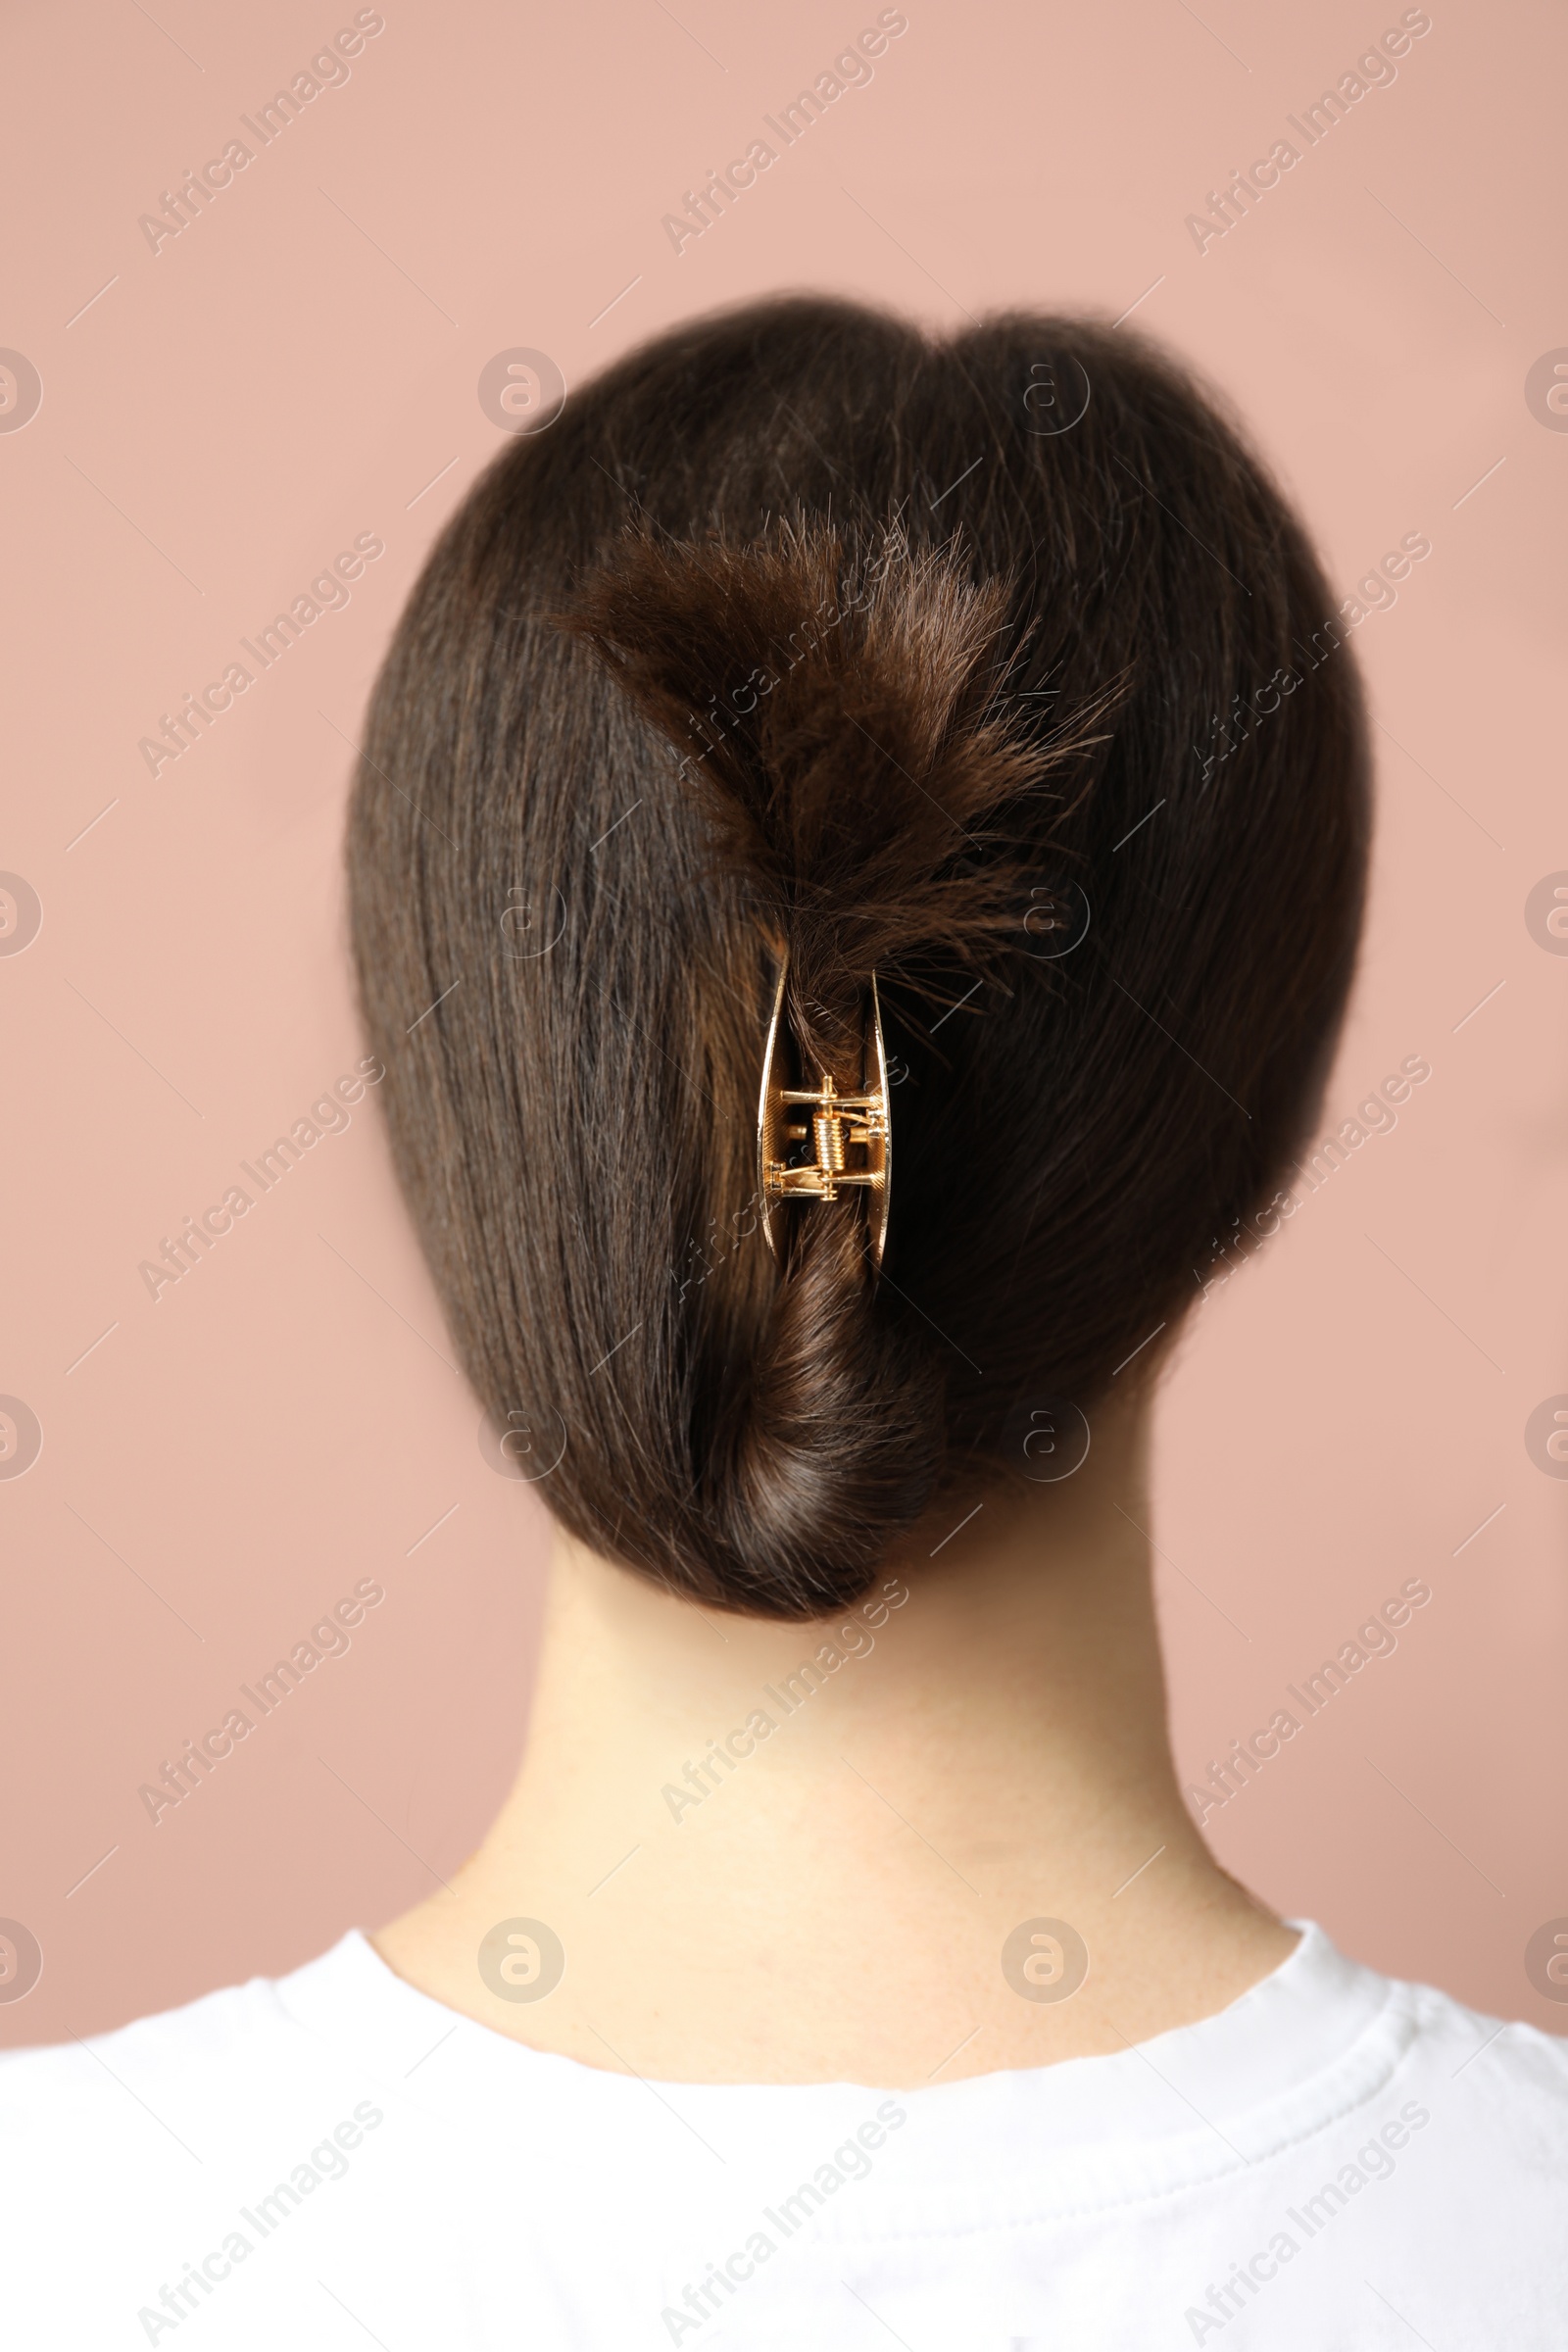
[2,1920,1564,2348]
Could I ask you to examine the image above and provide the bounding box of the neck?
[373,1383,1295,2083]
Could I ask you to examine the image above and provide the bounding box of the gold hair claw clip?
[757,954,892,1269]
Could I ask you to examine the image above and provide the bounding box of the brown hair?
[346,295,1368,1620]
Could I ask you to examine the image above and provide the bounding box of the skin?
[372,1369,1298,2086]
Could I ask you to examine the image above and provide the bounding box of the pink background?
[3,0,1564,2045]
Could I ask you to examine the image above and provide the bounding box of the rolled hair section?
[558,522,1109,1613]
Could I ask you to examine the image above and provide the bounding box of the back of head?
[346,295,1368,1620]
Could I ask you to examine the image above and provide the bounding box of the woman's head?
[346,295,1368,1621]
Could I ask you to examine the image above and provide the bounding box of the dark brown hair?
[346,295,1369,1619]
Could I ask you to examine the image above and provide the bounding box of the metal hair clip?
[757,954,892,1269]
